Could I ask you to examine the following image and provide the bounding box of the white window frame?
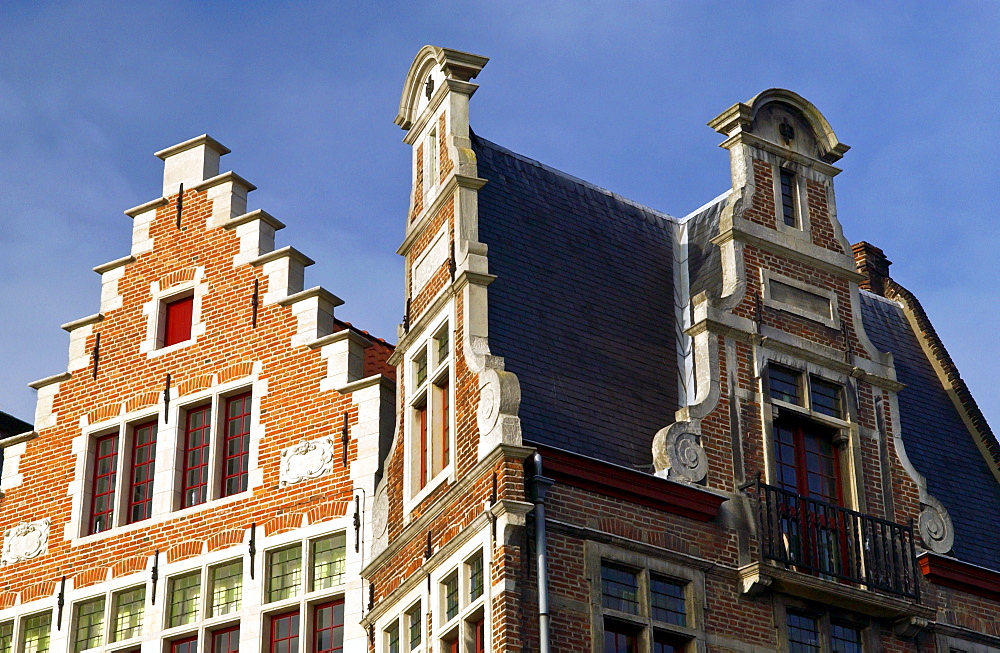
[772,162,811,237]
[403,307,456,512]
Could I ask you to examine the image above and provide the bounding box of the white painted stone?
[411,225,449,293]
[157,137,225,197]
[319,332,367,391]
[279,436,337,487]
[66,322,95,372]
[130,207,156,255]
[0,441,27,491]
[233,218,276,267]
[1,518,50,565]
[34,381,60,430]
[99,264,128,312]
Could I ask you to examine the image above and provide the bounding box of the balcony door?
[773,420,847,577]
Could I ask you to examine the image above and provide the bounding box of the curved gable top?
[395,45,489,130]
[709,87,850,163]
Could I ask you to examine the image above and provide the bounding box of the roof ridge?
[472,133,678,227]
[859,288,903,308]
[679,190,731,223]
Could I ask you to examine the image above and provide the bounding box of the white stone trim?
[761,268,840,329]
[139,269,208,357]
[411,224,449,295]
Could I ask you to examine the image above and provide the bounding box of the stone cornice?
[191,170,256,194]
[123,197,167,219]
[28,371,72,390]
[60,313,104,332]
[711,219,863,282]
[362,443,534,576]
[0,430,38,448]
[720,132,843,177]
[93,255,136,275]
[334,374,395,396]
[276,286,344,309]
[306,329,374,351]
[397,173,487,257]
[221,209,286,232]
[154,134,231,160]
[250,246,315,268]
[918,551,1000,602]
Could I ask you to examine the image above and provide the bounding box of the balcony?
[739,480,932,621]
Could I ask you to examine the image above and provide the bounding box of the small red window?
[212,625,240,653]
[222,393,252,497]
[126,420,157,523]
[163,295,194,347]
[182,405,212,508]
[314,600,344,653]
[269,610,299,653]
[171,635,198,653]
[89,433,119,534]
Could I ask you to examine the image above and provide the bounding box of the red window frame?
[269,610,299,653]
[89,432,119,534]
[163,295,194,347]
[313,600,345,653]
[603,627,637,653]
[472,617,485,653]
[221,393,251,497]
[212,625,240,653]
[171,635,198,653]
[774,422,842,504]
[182,405,212,508]
[126,420,157,524]
[417,403,428,489]
[438,378,450,471]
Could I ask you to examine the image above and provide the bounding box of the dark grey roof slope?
[685,193,728,303]
[473,133,679,470]
[860,291,1000,570]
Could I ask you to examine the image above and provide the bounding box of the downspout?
[530,452,555,653]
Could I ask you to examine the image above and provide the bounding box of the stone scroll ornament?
[652,421,708,483]
[476,368,521,445]
[279,436,336,487]
[1,518,50,566]
[917,495,954,554]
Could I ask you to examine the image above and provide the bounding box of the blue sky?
[2,2,1000,430]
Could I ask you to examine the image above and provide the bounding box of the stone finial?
[852,241,892,296]
[154,135,231,197]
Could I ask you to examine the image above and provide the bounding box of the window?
[314,600,344,653]
[783,609,864,653]
[73,597,104,651]
[385,621,400,653]
[768,366,845,423]
[310,533,347,591]
[267,545,302,602]
[406,603,422,651]
[408,321,453,497]
[270,611,299,653]
[168,571,202,628]
[0,621,11,653]
[181,404,211,508]
[442,572,459,622]
[471,617,485,653]
[427,127,438,189]
[779,168,797,227]
[163,294,194,347]
[112,587,145,642]
[20,612,51,653]
[89,433,118,535]
[222,392,251,497]
[468,553,483,602]
[171,635,198,653]
[127,420,157,523]
[212,625,240,653]
[209,560,242,617]
[591,550,704,653]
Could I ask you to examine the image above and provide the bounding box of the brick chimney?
[852,241,892,295]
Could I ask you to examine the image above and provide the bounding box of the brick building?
[2,44,1000,653]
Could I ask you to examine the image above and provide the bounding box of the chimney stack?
[852,241,892,296]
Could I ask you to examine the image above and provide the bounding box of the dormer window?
[426,126,439,190]
[779,169,797,227]
[162,293,194,347]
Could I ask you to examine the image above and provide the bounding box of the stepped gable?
[473,133,678,470]
[860,290,1000,570]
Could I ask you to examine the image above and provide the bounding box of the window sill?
[770,399,850,430]
[148,338,196,358]
[403,467,453,521]
[73,491,252,546]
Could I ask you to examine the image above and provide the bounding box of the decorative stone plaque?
[2,518,50,566]
[279,436,336,487]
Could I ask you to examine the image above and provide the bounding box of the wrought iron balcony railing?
[744,479,921,601]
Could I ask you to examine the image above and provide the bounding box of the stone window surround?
[585,541,706,653]
[140,274,208,359]
[773,596,876,653]
[403,303,456,517]
[761,268,841,330]
[66,374,265,545]
[0,608,52,653]
[375,528,490,653]
[67,583,147,651]
[420,106,446,201]
[759,352,865,514]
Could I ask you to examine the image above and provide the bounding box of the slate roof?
[860,291,1000,570]
[0,411,30,439]
[684,192,728,303]
[473,133,679,470]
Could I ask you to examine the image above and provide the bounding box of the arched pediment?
[395,45,489,130]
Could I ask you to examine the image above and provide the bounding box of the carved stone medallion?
[279,436,336,487]
[2,518,50,566]
[918,498,954,554]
